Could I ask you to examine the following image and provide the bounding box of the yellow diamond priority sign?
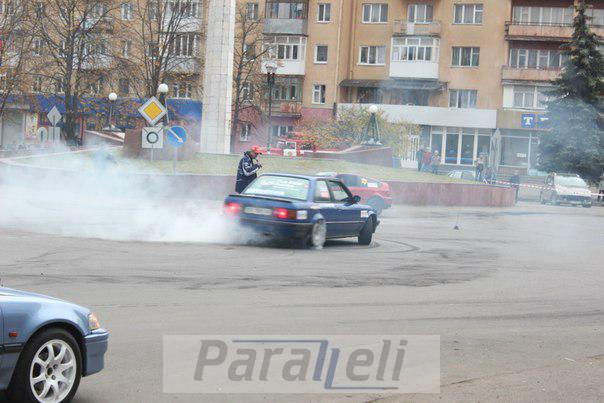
[138,96,167,126]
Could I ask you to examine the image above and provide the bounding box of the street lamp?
[265,61,278,153]
[362,104,382,146]
[106,92,118,131]
[157,83,169,124]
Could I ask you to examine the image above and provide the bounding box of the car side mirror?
[351,195,361,204]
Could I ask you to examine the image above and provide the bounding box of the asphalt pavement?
[0,201,602,402]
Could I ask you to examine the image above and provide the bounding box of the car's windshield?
[243,176,310,201]
[555,176,587,187]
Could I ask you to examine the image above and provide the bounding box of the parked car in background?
[224,174,380,248]
[540,173,592,207]
[317,173,392,215]
[448,170,476,181]
[0,287,108,403]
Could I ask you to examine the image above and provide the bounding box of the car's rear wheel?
[8,328,82,403]
[306,220,326,249]
[358,219,374,246]
[367,197,384,216]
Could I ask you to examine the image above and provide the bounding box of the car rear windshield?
[243,176,310,201]
[555,176,587,187]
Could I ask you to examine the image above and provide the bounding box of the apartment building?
[234,0,603,173]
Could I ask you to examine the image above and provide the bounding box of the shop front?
[423,126,492,166]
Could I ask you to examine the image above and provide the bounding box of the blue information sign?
[521,114,536,128]
[166,126,187,148]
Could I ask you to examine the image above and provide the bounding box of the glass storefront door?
[445,131,459,164]
[460,134,474,165]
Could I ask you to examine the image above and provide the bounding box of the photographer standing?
[235,146,262,193]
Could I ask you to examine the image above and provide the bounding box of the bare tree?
[0,0,36,118]
[29,0,120,144]
[230,3,270,152]
[114,0,204,99]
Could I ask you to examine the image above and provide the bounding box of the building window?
[362,3,388,23]
[272,78,301,101]
[453,4,483,24]
[32,76,43,93]
[359,46,386,65]
[449,89,477,108]
[90,3,107,18]
[512,85,549,109]
[246,2,259,20]
[357,87,383,104]
[119,78,130,95]
[148,2,158,20]
[512,6,573,25]
[241,82,253,101]
[313,84,326,104]
[32,38,43,56]
[121,40,131,58]
[586,7,604,27]
[314,45,328,63]
[392,37,439,62]
[243,43,256,60]
[169,1,200,18]
[240,123,251,142]
[317,3,331,22]
[266,36,306,61]
[88,77,104,95]
[168,34,198,57]
[121,2,133,20]
[452,47,480,67]
[509,48,568,69]
[54,80,65,94]
[407,4,433,23]
[266,1,307,19]
[271,125,294,137]
[172,83,193,98]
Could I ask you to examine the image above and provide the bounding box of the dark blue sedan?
[0,287,108,403]
[224,174,379,248]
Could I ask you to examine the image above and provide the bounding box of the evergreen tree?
[538,1,604,182]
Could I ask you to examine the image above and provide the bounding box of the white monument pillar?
[200,0,236,154]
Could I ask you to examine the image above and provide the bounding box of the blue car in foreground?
[0,287,108,403]
[224,174,379,248]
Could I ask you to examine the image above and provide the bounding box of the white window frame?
[246,2,259,20]
[312,84,326,104]
[407,4,433,23]
[508,48,568,69]
[266,36,306,62]
[240,123,251,142]
[121,2,133,20]
[169,33,198,57]
[122,40,131,58]
[317,3,331,22]
[453,4,483,24]
[512,6,574,25]
[449,89,478,108]
[241,82,253,101]
[392,37,439,62]
[512,85,549,110]
[314,45,328,63]
[359,45,386,65]
[452,46,480,67]
[172,83,193,99]
[362,3,388,23]
[32,38,43,56]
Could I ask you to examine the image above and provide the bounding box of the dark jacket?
[236,152,261,193]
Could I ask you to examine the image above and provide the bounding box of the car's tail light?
[224,202,243,215]
[273,208,297,220]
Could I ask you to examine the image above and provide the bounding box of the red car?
[318,172,392,215]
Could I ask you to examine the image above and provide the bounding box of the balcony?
[169,57,202,74]
[501,66,561,82]
[338,104,497,129]
[261,59,305,75]
[264,18,308,35]
[506,22,574,41]
[263,101,303,118]
[393,20,441,37]
[390,61,439,79]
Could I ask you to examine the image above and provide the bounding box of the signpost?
[142,127,164,161]
[166,126,187,173]
[521,113,536,128]
[47,106,62,143]
[138,97,167,126]
[37,127,48,143]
